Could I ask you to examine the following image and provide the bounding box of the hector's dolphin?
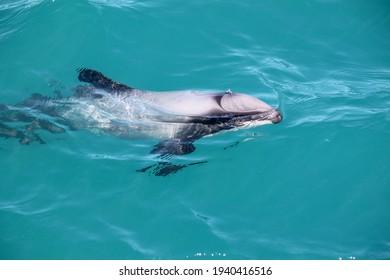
[0,69,282,156]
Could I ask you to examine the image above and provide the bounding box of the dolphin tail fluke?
[0,123,35,144]
[0,102,65,145]
[77,68,133,93]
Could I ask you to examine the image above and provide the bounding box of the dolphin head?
[219,91,282,126]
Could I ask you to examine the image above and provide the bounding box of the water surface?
[0,0,389,259]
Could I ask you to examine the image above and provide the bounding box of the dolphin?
[0,68,282,156]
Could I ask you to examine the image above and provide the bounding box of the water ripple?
[101,221,156,257]
[88,0,158,10]
[190,209,236,244]
[0,0,44,11]
[0,0,47,41]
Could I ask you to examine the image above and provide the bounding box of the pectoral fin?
[151,139,196,156]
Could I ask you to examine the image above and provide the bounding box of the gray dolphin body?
[0,69,282,155]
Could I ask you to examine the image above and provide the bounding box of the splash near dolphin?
[0,69,282,174]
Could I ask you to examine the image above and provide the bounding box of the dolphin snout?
[270,110,282,124]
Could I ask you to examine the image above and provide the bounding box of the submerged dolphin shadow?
[0,69,282,176]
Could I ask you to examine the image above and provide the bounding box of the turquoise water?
[0,0,389,260]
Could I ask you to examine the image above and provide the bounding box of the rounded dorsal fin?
[77,68,133,93]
